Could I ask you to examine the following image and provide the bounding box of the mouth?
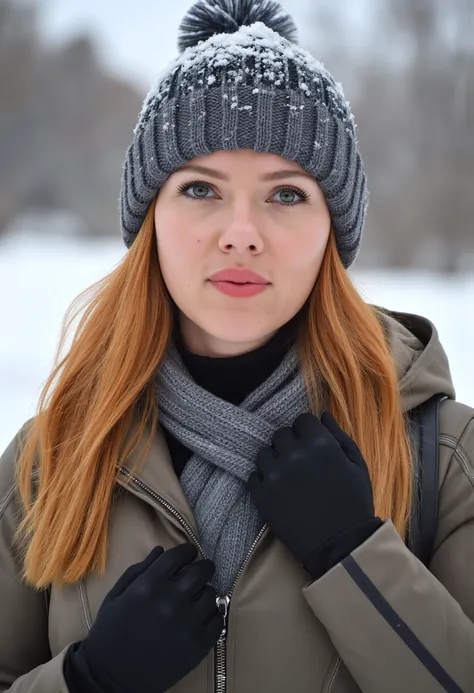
[208,269,270,285]
[209,280,270,297]
[209,280,269,286]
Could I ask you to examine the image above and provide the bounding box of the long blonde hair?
[15,200,413,588]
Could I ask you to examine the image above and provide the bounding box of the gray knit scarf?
[155,340,311,596]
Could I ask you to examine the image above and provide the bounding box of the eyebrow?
[173,163,315,183]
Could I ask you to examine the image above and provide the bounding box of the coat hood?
[377,307,456,412]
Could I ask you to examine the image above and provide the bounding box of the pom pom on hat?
[177,0,298,53]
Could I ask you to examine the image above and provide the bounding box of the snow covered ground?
[1,232,473,453]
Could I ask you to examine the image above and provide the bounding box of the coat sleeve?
[0,425,72,692]
[302,404,474,693]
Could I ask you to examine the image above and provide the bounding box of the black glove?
[63,543,224,693]
[247,411,382,581]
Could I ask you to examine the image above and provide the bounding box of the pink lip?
[209,268,269,284]
[210,281,269,298]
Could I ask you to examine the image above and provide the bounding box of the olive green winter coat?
[1,309,473,693]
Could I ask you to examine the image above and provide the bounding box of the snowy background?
[1,0,473,451]
[1,229,472,453]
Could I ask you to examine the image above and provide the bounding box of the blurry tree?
[0,0,40,232]
[304,0,474,271]
[0,0,144,239]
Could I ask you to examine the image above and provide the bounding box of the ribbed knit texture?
[119,6,369,268]
[156,339,311,596]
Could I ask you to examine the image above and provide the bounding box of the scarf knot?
[156,341,311,595]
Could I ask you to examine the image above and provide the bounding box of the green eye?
[178,181,214,199]
[271,186,311,206]
[276,189,300,205]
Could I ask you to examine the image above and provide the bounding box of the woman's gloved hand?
[63,543,224,693]
[247,411,383,581]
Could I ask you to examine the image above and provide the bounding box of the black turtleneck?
[161,312,303,478]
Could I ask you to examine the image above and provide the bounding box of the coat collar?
[117,419,199,538]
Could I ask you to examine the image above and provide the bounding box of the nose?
[217,202,264,255]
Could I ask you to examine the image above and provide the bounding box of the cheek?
[155,222,207,297]
[277,227,329,272]
[156,217,201,262]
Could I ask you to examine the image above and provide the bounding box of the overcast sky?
[37,0,371,92]
[38,0,305,90]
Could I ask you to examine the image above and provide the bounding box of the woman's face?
[154,149,331,357]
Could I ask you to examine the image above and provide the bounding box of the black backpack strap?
[407,393,448,565]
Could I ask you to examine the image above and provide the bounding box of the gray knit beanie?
[119,0,368,268]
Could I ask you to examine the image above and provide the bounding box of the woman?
[1,1,473,691]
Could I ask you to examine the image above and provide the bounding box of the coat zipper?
[118,466,206,555]
[118,467,268,693]
[215,523,268,693]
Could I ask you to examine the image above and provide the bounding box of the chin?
[199,312,274,345]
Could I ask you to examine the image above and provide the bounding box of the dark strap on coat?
[407,393,448,566]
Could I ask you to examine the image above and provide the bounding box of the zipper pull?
[216,596,230,640]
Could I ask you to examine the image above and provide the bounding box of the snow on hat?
[119,0,368,268]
